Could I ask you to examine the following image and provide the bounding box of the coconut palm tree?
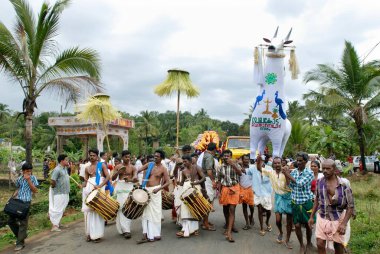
[0,0,102,163]
[304,41,380,172]
[154,69,199,148]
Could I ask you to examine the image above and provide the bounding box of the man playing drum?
[176,155,205,238]
[217,149,242,243]
[112,150,137,239]
[81,148,110,243]
[137,150,170,244]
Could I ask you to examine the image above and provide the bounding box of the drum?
[162,191,174,210]
[122,186,150,220]
[181,187,212,220]
[86,189,119,221]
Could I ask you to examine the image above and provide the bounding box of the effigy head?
[263,26,293,58]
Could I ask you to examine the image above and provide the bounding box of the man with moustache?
[112,150,137,239]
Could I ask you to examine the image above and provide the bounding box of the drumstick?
[69,175,82,187]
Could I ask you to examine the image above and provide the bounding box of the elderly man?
[308,159,355,254]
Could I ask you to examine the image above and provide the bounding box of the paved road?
[2,205,316,254]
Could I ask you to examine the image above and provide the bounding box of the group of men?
[9,145,354,254]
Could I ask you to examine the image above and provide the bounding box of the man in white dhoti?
[49,154,70,232]
[176,155,205,238]
[81,148,110,243]
[112,150,137,239]
[137,150,170,244]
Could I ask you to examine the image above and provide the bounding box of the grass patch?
[349,173,380,254]
[0,208,83,251]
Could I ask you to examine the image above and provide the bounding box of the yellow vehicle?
[223,136,250,160]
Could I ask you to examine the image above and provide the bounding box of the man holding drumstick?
[112,150,137,239]
[137,150,170,244]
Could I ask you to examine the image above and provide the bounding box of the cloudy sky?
[0,0,379,124]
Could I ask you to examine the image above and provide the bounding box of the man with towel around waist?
[137,149,170,244]
[112,150,137,239]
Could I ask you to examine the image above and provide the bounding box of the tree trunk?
[357,125,367,173]
[25,111,33,164]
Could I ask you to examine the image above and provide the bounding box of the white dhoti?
[205,177,215,201]
[142,185,162,240]
[82,177,105,240]
[180,181,199,236]
[173,185,183,225]
[114,181,133,234]
[48,188,69,226]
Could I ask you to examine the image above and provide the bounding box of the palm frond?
[10,0,36,58]
[38,76,102,104]
[155,69,200,98]
[0,22,27,84]
[37,47,101,87]
[341,41,361,89]
[33,0,71,66]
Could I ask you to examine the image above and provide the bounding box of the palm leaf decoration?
[76,93,120,152]
[155,69,199,148]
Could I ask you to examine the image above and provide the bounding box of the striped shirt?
[289,168,314,204]
[16,175,39,202]
[316,177,355,221]
[216,163,241,186]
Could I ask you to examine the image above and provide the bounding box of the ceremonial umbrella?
[154,69,200,148]
[76,93,120,152]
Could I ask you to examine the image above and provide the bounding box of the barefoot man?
[137,150,170,244]
[81,148,110,243]
[308,159,355,254]
[112,150,137,239]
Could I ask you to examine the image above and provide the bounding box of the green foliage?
[350,175,380,254]
[68,173,82,208]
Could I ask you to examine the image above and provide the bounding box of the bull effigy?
[250,27,299,157]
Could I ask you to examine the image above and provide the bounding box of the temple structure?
[48,116,134,154]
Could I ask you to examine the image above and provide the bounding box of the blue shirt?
[289,168,314,204]
[16,175,39,202]
[248,165,272,197]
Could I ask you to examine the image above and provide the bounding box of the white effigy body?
[250,28,297,158]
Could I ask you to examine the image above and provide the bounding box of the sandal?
[201,225,216,231]
[93,238,101,243]
[191,230,199,236]
[124,232,132,239]
[176,231,184,238]
[232,227,239,233]
[242,225,251,230]
[259,230,266,236]
[225,235,235,243]
[86,236,91,242]
[266,225,272,232]
[137,238,149,244]
[284,241,293,249]
[276,235,283,243]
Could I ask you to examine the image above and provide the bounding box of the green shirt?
[51,164,70,195]
[202,151,216,177]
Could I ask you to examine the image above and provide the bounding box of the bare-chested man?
[176,155,206,238]
[137,150,170,244]
[112,150,137,239]
[81,148,110,243]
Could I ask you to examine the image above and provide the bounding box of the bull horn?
[285,28,292,41]
[273,26,279,39]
